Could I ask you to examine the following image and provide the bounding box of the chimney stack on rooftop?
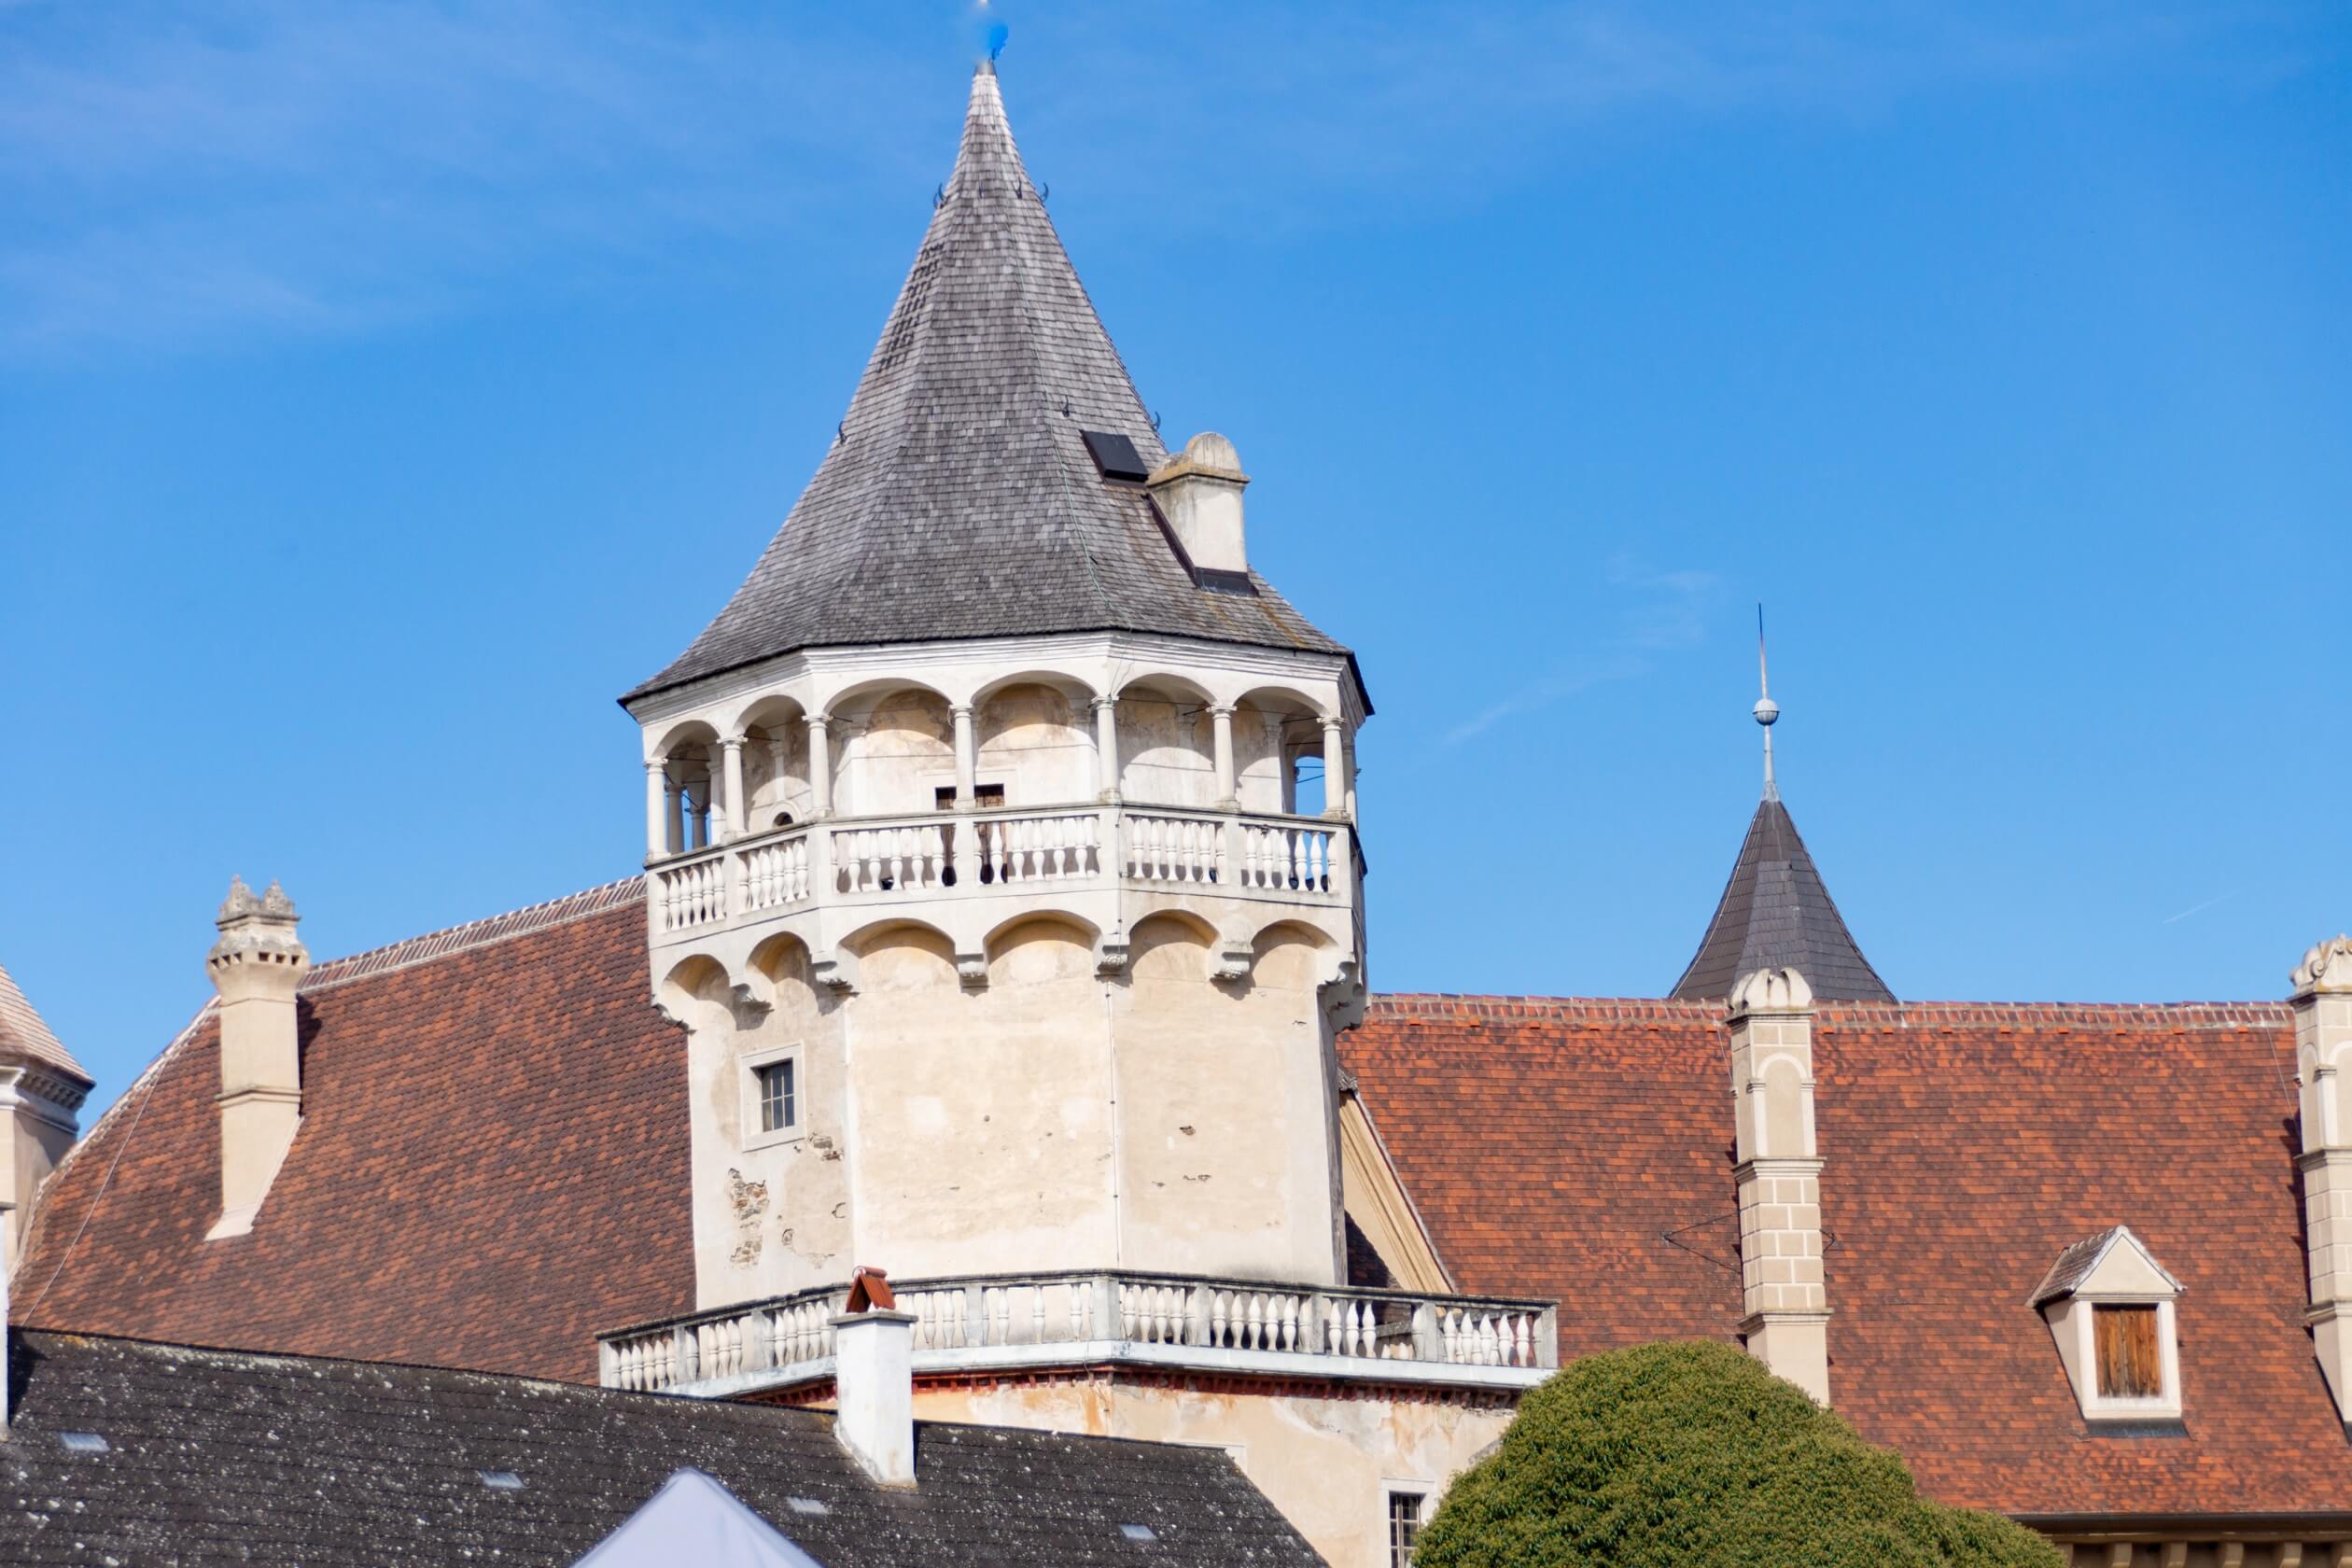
[829,1266,917,1488]
[205,877,309,1239]
[1147,432,1251,577]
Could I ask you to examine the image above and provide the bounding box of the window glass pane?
[1388,1491,1423,1568]
[758,1060,797,1134]
[2093,1305,2162,1397]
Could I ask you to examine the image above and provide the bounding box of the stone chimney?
[1728,966,1831,1403]
[205,878,309,1240]
[1146,432,1250,576]
[829,1267,917,1487]
[2292,935,2352,1418]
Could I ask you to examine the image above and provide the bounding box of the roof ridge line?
[301,877,645,993]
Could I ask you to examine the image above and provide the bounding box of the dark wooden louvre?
[2093,1305,2163,1397]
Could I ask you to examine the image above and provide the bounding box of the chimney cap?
[844,1266,897,1312]
[1147,431,1247,487]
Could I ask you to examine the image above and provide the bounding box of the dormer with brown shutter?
[2033,1225,2184,1424]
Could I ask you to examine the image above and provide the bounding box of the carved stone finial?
[217,876,259,923]
[2294,936,2352,999]
[209,875,308,974]
[1729,966,1814,1017]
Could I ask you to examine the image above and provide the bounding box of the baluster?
[1211,1291,1230,1348]
[1280,1295,1298,1351]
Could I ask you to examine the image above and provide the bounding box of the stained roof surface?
[1670,794,1896,1002]
[626,65,1342,704]
[0,1330,1321,1567]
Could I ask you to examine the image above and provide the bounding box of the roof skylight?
[57,1432,108,1453]
[786,1496,831,1516]
[479,1470,525,1491]
[1120,1524,1158,1543]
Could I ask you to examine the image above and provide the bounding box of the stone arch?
[1247,919,1333,991]
[974,679,1091,806]
[985,914,1100,987]
[1114,677,1215,807]
[841,917,958,992]
[1234,686,1325,817]
[735,695,813,833]
[657,953,750,1034]
[749,931,826,1016]
[1129,910,1217,984]
[830,683,955,819]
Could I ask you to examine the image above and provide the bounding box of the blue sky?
[4,1,2347,1113]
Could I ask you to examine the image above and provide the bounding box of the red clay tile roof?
[1343,994,2352,1521]
[12,883,689,1385]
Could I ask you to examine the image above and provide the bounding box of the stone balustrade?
[599,1270,1557,1398]
[651,803,1349,938]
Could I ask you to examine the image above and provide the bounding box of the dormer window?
[2032,1225,2184,1423]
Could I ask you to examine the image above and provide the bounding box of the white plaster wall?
[1117,694,1215,807]
[843,920,1121,1278]
[682,942,852,1309]
[837,692,954,818]
[1113,916,1342,1282]
[908,1378,1512,1568]
[744,722,813,829]
[975,683,1090,805]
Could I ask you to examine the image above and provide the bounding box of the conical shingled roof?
[626,66,1343,704]
[1669,794,1894,1002]
[0,960,91,1085]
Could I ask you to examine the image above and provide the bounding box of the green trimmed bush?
[1414,1341,2059,1568]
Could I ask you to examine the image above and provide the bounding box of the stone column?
[1262,712,1291,814]
[645,757,669,861]
[720,735,747,845]
[952,703,976,808]
[665,769,685,855]
[206,879,311,1239]
[684,777,710,849]
[1728,966,1830,1403]
[1321,718,1349,820]
[806,717,833,819]
[1210,704,1238,810]
[2294,936,2352,1418]
[1093,697,1119,803]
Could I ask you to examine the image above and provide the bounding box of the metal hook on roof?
[1149,410,1163,432]
[1038,181,1049,204]
[1061,399,1073,418]
[834,421,846,445]
[933,183,945,209]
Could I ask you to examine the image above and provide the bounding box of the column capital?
[1207,702,1237,719]
[1091,693,1119,713]
[805,713,831,733]
[646,755,670,773]
[949,701,975,717]
[721,734,747,752]
[1320,714,1343,734]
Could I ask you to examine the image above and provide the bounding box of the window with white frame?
[742,1044,805,1150]
[2031,1225,2183,1423]
[1386,1489,1429,1568]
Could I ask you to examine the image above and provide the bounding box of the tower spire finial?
[1754,603,1779,801]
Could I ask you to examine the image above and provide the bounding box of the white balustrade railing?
[655,853,728,934]
[599,1271,1554,1394]
[742,834,811,912]
[834,820,950,895]
[975,812,1100,885]
[651,805,1343,940]
[1239,822,1334,894]
[1125,813,1224,885]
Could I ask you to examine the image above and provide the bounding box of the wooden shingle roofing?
[626,65,1342,705]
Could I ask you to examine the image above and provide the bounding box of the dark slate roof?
[625,66,1343,704]
[0,1330,1322,1567]
[1669,793,1895,1002]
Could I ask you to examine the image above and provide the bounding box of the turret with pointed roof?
[627,64,1342,705]
[1670,648,1892,1002]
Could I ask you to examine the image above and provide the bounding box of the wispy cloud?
[1441,555,1721,743]
[2163,890,2237,925]
[0,0,2294,354]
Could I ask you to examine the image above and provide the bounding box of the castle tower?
[621,63,1370,1309]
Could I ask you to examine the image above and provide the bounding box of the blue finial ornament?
[987,21,1009,61]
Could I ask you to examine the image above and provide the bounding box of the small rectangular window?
[758,1059,797,1134]
[2093,1304,2162,1398]
[1388,1491,1426,1568]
